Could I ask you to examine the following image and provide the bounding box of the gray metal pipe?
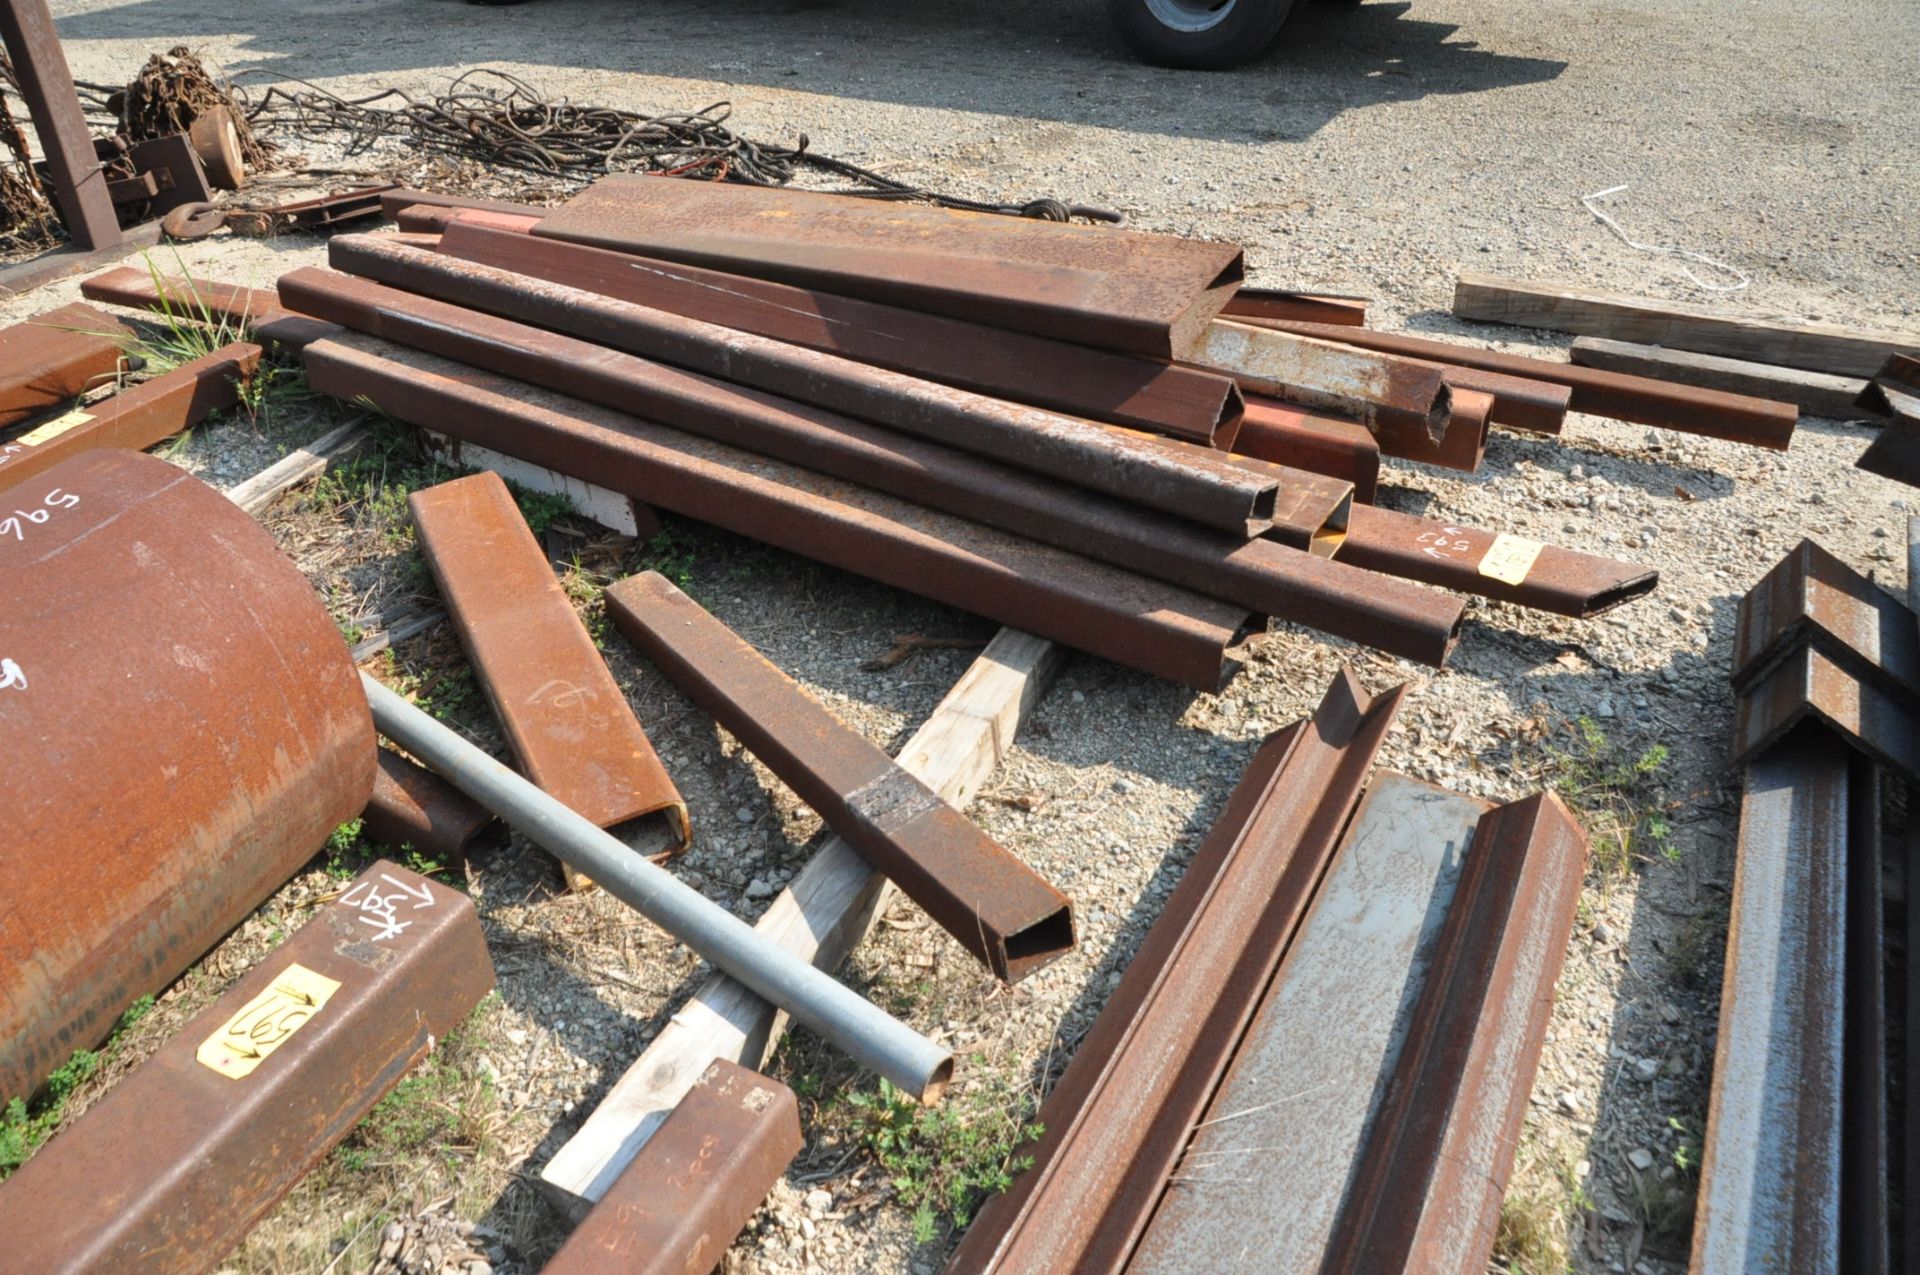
[360,672,954,1102]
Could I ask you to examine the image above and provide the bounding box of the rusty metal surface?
[1690,731,1848,1275]
[120,134,212,218]
[1232,397,1379,504]
[1731,642,1920,781]
[284,267,1467,667]
[1843,757,1890,1275]
[946,669,1406,1275]
[0,341,261,493]
[81,265,340,349]
[531,174,1243,357]
[1732,538,1920,706]
[1859,352,1920,415]
[1340,503,1658,617]
[325,236,1279,537]
[545,1059,802,1275]
[0,449,374,1105]
[410,471,688,860]
[606,571,1074,983]
[379,187,548,228]
[1319,791,1589,1275]
[261,184,395,231]
[0,301,130,427]
[0,860,493,1274]
[361,747,497,866]
[1439,364,1570,434]
[1190,319,1450,444]
[1379,384,1493,472]
[1263,318,1800,449]
[437,218,1243,448]
[0,0,118,250]
[303,333,1254,689]
[1221,289,1368,327]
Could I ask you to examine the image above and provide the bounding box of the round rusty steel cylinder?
[0,449,374,1105]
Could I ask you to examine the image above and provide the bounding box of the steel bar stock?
[0,302,131,427]
[361,673,954,1099]
[1222,288,1368,327]
[81,265,339,349]
[1189,319,1451,448]
[362,747,497,865]
[379,187,547,229]
[1732,538,1920,707]
[324,236,1280,536]
[1232,398,1380,503]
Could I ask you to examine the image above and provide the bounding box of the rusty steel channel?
[283,266,1467,665]
[436,219,1245,448]
[0,341,261,493]
[1188,319,1451,446]
[303,334,1255,688]
[1221,288,1368,327]
[544,1059,802,1275]
[1733,538,1920,706]
[0,302,132,428]
[1690,731,1849,1274]
[410,471,689,871]
[946,670,1405,1275]
[361,747,497,866]
[81,265,341,349]
[1731,642,1920,781]
[0,450,374,1106]
[0,861,494,1274]
[607,571,1075,983]
[528,174,1244,356]
[324,236,1279,537]
[1339,502,1658,617]
[1232,398,1380,504]
[1263,319,1800,449]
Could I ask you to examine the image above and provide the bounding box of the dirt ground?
[8,0,1920,1271]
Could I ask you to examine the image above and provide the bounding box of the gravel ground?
[8,0,1919,1271]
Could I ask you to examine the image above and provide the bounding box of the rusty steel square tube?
[0,302,132,428]
[361,747,497,866]
[81,265,340,350]
[606,571,1075,984]
[0,860,494,1275]
[1232,398,1380,504]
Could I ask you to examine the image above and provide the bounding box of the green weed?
[841,1079,1042,1244]
[1545,717,1677,877]
[2,997,156,1176]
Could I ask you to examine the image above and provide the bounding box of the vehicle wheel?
[1107,0,1296,70]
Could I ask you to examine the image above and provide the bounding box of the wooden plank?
[224,416,370,514]
[539,627,1064,1217]
[1570,337,1867,420]
[1454,272,1920,378]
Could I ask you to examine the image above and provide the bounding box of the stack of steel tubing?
[1694,539,1917,1273]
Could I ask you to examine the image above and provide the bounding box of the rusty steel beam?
[324,236,1279,536]
[946,670,1405,1275]
[1260,319,1799,449]
[1189,319,1451,446]
[378,186,547,226]
[0,341,261,493]
[1733,539,1920,707]
[1732,642,1920,781]
[1383,384,1493,472]
[0,0,119,250]
[1439,365,1570,435]
[1222,288,1368,327]
[544,1059,801,1275]
[0,860,494,1273]
[435,218,1244,448]
[606,571,1074,983]
[0,449,374,1105]
[81,264,340,349]
[1691,731,1848,1274]
[361,747,496,866]
[303,334,1257,688]
[410,472,688,874]
[529,174,1244,357]
[1339,502,1657,617]
[0,302,131,427]
[1232,398,1380,504]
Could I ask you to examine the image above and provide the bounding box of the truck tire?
[1108,0,1296,69]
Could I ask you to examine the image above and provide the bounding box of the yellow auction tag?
[195,963,342,1079]
[14,409,92,447]
[1478,533,1544,586]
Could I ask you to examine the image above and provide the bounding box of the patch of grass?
[338,997,506,1171]
[1494,1136,1587,1274]
[1,996,156,1177]
[637,523,699,591]
[507,483,576,538]
[1666,907,1727,988]
[1627,1115,1703,1246]
[308,417,460,540]
[1544,717,1677,878]
[323,818,370,880]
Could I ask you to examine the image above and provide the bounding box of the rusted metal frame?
[0,302,132,427]
[361,747,497,866]
[0,861,493,1273]
[1221,288,1368,327]
[945,670,1406,1275]
[1189,318,1451,443]
[283,267,1469,667]
[1731,642,1920,781]
[436,218,1244,448]
[1859,352,1920,416]
[1690,730,1848,1274]
[81,265,340,350]
[1231,397,1380,504]
[605,571,1074,984]
[531,174,1244,357]
[1732,538,1920,707]
[410,472,689,875]
[544,1059,802,1275]
[0,450,374,1105]
[1316,792,1589,1274]
[1843,757,1891,1275]
[1338,502,1657,618]
[325,236,1279,537]
[0,341,261,493]
[303,334,1253,689]
[1262,318,1800,449]
[0,0,118,250]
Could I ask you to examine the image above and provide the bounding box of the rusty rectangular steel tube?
[1189,319,1451,444]
[1438,364,1570,434]
[0,341,260,493]
[530,174,1244,357]
[1380,384,1493,472]
[327,235,1278,537]
[1232,398,1380,503]
[436,219,1244,448]
[283,267,1466,666]
[1338,502,1657,617]
[544,1059,802,1275]
[379,186,547,225]
[0,302,131,427]
[0,0,119,250]
[0,860,494,1275]
[303,333,1252,689]
[362,747,497,866]
[1732,538,1920,707]
[81,264,340,349]
[946,670,1405,1275]
[606,571,1074,984]
[1222,288,1368,327]
[411,471,689,863]
[1262,319,1800,449]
